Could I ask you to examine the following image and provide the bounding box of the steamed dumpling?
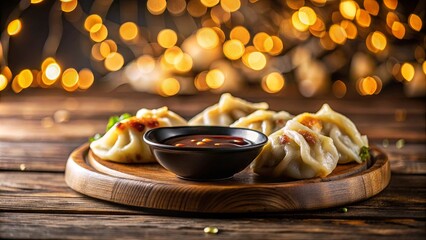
[252,120,339,179]
[136,106,187,126]
[294,104,368,164]
[90,107,187,163]
[189,93,268,126]
[230,110,293,136]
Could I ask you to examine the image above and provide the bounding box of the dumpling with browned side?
[252,120,339,179]
[189,93,269,126]
[136,106,187,126]
[293,104,369,164]
[90,107,187,163]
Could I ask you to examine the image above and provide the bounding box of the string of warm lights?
[0,0,424,97]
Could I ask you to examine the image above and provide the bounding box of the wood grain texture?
[1,172,425,218]
[64,144,390,213]
[1,212,424,240]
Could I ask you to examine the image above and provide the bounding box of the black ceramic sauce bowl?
[143,126,268,181]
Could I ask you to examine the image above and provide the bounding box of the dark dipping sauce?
[164,135,253,148]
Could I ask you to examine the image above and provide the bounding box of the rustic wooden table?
[0,87,425,239]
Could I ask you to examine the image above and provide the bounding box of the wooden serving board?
[65,143,391,213]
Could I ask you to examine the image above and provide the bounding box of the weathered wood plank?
[383,144,426,174]
[0,212,424,240]
[0,141,81,172]
[0,172,425,219]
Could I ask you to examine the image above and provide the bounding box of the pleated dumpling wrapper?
[294,104,369,164]
[252,120,339,179]
[230,110,293,136]
[136,106,187,126]
[189,93,269,126]
[90,107,187,163]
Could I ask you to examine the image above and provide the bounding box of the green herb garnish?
[106,113,132,132]
[89,133,102,142]
[89,113,132,142]
[359,146,370,162]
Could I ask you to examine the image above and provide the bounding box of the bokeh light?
[401,63,415,81]
[384,0,398,10]
[61,0,78,13]
[329,24,347,45]
[298,6,317,26]
[223,40,245,60]
[90,24,108,42]
[391,22,405,39]
[99,40,117,59]
[17,69,33,89]
[0,74,7,91]
[157,29,178,48]
[386,12,399,28]
[292,11,309,31]
[84,15,102,32]
[187,0,207,17]
[262,72,285,93]
[119,22,139,41]
[175,53,193,73]
[167,0,187,16]
[357,76,381,95]
[201,0,219,8]
[164,47,184,65]
[309,17,325,37]
[0,0,424,97]
[7,19,22,36]
[2,67,12,82]
[340,1,358,20]
[61,68,79,88]
[230,26,250,45]
[194,71,209,91]
[91,43,104,61]
[104,52,124,71]
[160,78,180,96]
[206,69,225,89]
[221,0,241,12]
[147,0,167,15]
[78,68,94,90]
[423,61,426,75]
[45,63,61,81]
[253,32,273,52]
[269,36,284,56]
[332,80,347,98]
[340,20,357,39]
[287,0,304,10]
[196,27,219,49]
[408,14,422,31]
[371,31,387,51]
[356,9,371,27]
[247,52,267,71]
[364,0,379,16]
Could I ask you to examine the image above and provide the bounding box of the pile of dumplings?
[90,93,369,180]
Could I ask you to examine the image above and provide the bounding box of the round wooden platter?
[65,143,391,213]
